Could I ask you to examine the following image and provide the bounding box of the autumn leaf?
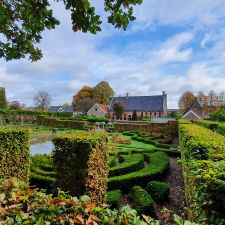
[73,215,85,225]
[121,221,129,225]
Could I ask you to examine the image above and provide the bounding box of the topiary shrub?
[0,128,29,183]
[106,189,122,209]
[130,186,155,217]
[145,181,170,202]
[53,131,109,205]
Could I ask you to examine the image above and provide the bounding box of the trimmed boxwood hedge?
[180,123,225,224]
[106,190,122,209]
[109,154,144,177]
[53,131,109,204]
[130,186,155,217]
[145,181,170,202]
[108,151,170,191]
[0,128,29,183]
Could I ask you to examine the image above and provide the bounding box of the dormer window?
[95,107,98,111]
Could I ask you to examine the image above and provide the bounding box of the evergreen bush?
[106,189,122,209]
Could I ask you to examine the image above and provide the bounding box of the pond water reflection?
[30,141,53,155]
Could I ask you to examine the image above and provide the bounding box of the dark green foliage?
[211,106,225,122]
[30,154,56,192]
[108,152,170,190]
[132,110,138,121]
[156,148,181,157]
[109,154,144,177]
[145,181,170,202]
[113,102,124,119]
[0,87,7,109]
[117,148,132,155]
[108,155,117,167]
[122,131,134,136]
[106,190,122,209]
[53,131,108,204]
[155,142,171,149]
[130,186,155,217]
[0,128,29,182]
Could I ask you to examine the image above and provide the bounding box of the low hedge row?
[30,173,55,191]
[108,151,170,191]
[180,123,225,224]
[37,116,86,129]
[130,186,155,217]
[109,154,144,177]
[0,128,29,182]
[145,181,170,202]
[106,190,122,209]
[193,120,225,136]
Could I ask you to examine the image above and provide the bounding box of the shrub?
[0,178,158,225]
[106,190,122,209]
[145,181,170,202]
[180,124,225,224]
[0,128,29,182]
[108,155,117,167]
[108,152,170,191]
[130,186,155,217]
[109,154,144,177]
[155,142,171,149]
[53,131,109,205]
[30,173,55,191]
[117,148,132,155]
[122,131,134,136]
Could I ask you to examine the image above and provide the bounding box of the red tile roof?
[97,104,109,113]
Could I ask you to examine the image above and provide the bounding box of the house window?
[128,115,132,120]
[159,112,161,117]
[154,112,156,117]
[95,107,98,111]
[145,112,148,115]
[124,113,127,120]
[141,112,143,117]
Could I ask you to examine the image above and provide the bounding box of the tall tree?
[0,0,143,61]
[72,86,93,111]
[33,91,51,111]
[77,98,96,114]
[92,81,114,104]
[113,102,124,120]
[196,91,208,113]
[132,110,137,121]
[178,91,195,113]
[219,92,225,106]
[208,90,218,115]
[0,87,7,109]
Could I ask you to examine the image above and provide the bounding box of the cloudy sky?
[1,0,225,108]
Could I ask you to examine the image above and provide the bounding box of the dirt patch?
[156,157,188,225]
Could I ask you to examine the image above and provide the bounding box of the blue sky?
[1,0,225,108]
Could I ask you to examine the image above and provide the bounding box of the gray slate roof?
[109,95,164,112]
[49,106,73,112]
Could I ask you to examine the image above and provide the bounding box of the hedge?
[193,120,225,136]
[108,151,170,191]
[130,186,155,217]
[109,154,144,177]
[180,123,225,224]
[53,131,109,205]
[0,128,29,182]
[145,181,170,202]
[37,116,86,129]
[106,190,122,209]
[0,178,157,225]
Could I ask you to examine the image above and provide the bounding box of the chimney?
[126,93,129,98]
[162,91,166,96]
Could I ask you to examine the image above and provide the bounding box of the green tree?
[92,81,114,104]
[72,86,94,111]
[0,0,143,61]
[0,87,7,109]
[132,110,137,121]
[113,102,124,119]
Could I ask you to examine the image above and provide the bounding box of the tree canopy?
[0,87,7,109]
[33,91,51,111]
[113,101,124,119]
[0,0,142,61]
[178,91,195,113]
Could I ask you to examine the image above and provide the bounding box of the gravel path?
[156,157,188,225]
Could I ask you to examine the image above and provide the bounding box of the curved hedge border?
[109,154,144,177]
[180,123,225,224]
[108,151,170,191]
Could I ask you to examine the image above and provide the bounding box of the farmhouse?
[87,103,109,117]
[109,91,168,121]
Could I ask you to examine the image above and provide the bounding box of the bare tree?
[33,91,51,111]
